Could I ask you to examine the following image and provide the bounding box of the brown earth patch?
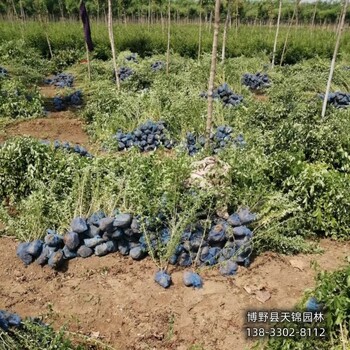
[4,112,90,147]
[0,237,349,350]
[252,93,269,102]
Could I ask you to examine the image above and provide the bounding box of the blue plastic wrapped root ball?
[219,260,238,276]
[16,242,33,265]
[154,270,172,288]
[183,271,203,288]
[306,297,322,312]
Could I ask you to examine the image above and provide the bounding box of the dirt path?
[0,237,349,350]
[0,84,92,149]
[4,112,90,147]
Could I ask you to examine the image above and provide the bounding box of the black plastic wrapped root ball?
[0,67,8,78]
[0,310,22,331]
[125,53,138,63]
[112,67,133,82]
[113,120,173,152]
[151,61,165,72]
[40,139,92,158]
[15,206,257,286]
[52,90,83,111]
[44,73,74,88]
[319,91,350,108]
[184,125,246,156]
[200,83,243,107]
[242,72,270,90]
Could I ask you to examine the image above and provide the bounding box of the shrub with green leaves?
[256,265,350,350]
[0,137,88,200]
[0,80,44,119]
[0,318,110,350]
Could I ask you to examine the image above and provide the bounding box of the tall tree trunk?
[166,0,171,75]
[311,0,319,27]
[280,0,300,66]
[85,43,91,81]
[221,0,231,63]
[322,0,349,118]
[19,0,25,21]
[108,0,120,91]
[209,10,213,32]
[198,0,202,60]
[148,0,151,30]
[295,0,300,26]
[235,0,239,33]
[39,11,53,58]
[271,0,282,68]
[205,0,221,150]
[10,0,18,20]
[59,0,64,20]
[97,0,100,22]
[160,9,164,33]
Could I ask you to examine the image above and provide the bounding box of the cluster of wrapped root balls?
[38,139,93,158]
[17,207,257,288]
[114,120,173,151]
[319,91,350,108]
[44,73,74,88]
[185,125,246,156]
[242,72,270,90]
[52,90,83,111]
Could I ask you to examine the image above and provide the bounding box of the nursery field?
[0,20,350,350]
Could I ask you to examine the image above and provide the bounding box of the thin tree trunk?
[205,0,221,150]
[108,0,120,91]
[209,11,213,32]
[321,0,348,118]
[160,9,164,33]
[39,11,53,58]
[10,0,18,20]
[97,0,100,22]
[311,0,319,27]
[198,0,202,60]
[166,0,171,75]
[295,0,300,26]
[148,0,151,30]
[280,0,300,66]
[221,0,231,63]
[235,0,239,33]
[59,0,64,20]
[19,0,25,21]
[86,43,91,81]
[271,0,282,68]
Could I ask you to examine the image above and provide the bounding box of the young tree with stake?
[271,0,282,68]
[166,0,171,75]
[321,0,349,118]
[108,0,121,91]
[205,0,221,150]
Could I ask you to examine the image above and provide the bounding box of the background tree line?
[0,0,348,25]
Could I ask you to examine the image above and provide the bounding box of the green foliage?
[256,265,350,350]
[0,21,348,65]
[50,48,84,73]
[286,163,350,238]
[0,320,82,350]
[0,79,44,119]
[0,138,86,200]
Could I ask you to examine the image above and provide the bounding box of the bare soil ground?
[0,237,349,350]
[0,85,92,148]
[0,81,349,350]
[4,112,90,147]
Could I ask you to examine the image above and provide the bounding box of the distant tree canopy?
[0,0,347,24]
